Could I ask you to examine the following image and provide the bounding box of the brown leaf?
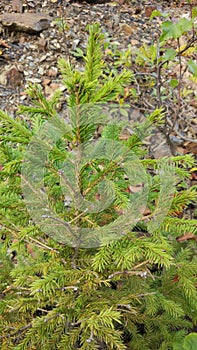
[190,168,197,181]
[127,184,144,193]
[176,233,196,242]
[183,142,197,155]
[144,6,157,18]
[173,275,179,283]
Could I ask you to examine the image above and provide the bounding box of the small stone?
[119,23,137,36]
[23,70,31,76]
[29,61,35,68]
[53,41,61,49]
[0,65,24,87]
[26,1,36,8]
[117,0,124,5]
[42,78,51,86]
[37,37,47,51]
[47,67,58,77]
[19,35,26,44]
[7,66,23,86]
[40,54,48,62]
[20,94,27,101]
[38,67,44,75]
[44,82,65,96]
[26,77,42,83]
[12,0,23,13]
[0,71,7,85]
[44,83,55,96]
[49,82,60,89]
[130,39,139,46]
[59,84,66,92]
[17,64,24,72]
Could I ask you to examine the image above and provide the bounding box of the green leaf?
[170,79,178,88]
[188,59,197,77]
[183,333,197,350]
[177,17,193,32]
[160,21,181,41]
[150,9,169,20]
[192,7,197,19]
[160,18,193,41]
[163,48,177,61]
[150,10,163,20]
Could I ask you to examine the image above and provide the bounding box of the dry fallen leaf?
[176,233,196,242]
[183,142,197,155]
[173,275,179,283]
[190,167,197,181]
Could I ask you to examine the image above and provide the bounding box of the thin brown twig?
[132,259,150,270]
[108,270,148,279]
[0,323,32,340]
[28,236,59,253]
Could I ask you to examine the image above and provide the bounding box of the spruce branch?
[108,270,148,279]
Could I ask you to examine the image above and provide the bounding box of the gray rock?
[0,12,52,34]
